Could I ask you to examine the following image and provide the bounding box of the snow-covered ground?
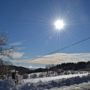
[0,73,90,90]
[50,82,90,90]
[23,73,89,83]
[20,73,90,90]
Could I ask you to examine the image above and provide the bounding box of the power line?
[32,36,90,59]
[47,36,90,55]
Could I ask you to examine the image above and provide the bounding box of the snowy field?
[22,73,89,83]
[0,73,90,90]
[50,82,90,90]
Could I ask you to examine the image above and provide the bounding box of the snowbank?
[23,73,89,83]
[0,73,90,90]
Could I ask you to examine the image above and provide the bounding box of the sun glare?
[54,19,65,30]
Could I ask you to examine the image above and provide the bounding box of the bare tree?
[0,34,15,76]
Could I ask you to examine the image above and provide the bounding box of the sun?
[54,19,65,30]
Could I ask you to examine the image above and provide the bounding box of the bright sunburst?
[54,19,65,30]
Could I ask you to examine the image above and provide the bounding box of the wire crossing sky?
[47,36,90,55]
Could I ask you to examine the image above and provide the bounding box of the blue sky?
[0,0,90,67]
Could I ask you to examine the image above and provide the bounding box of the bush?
[30,74,37,78]
[23,74,28,79]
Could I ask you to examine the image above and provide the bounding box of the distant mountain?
[0,65,32,75]
[0,59,32,74]
[1,53,90,75]
[1,61,90,75]
[8,65,32,74]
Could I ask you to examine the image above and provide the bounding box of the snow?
[0,79,15,90]
[21,73,90,90]
[23,73,89,83]
[0,73,90,90]
[50,82,90,90]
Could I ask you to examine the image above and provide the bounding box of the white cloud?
[9,51,24,58]
[0,49,24,59]
[15,53,90,65]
